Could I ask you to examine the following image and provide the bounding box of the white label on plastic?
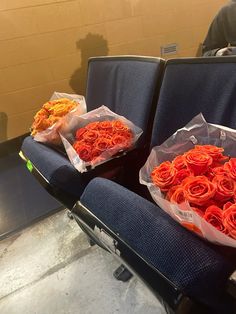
[189,135,198,144]
[172,207,193,222]
[220,130,226,141]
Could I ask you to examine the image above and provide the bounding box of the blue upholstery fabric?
[81,178,235,313]
[21,137,86,198]
[151,58,236,147]
[21,56,163,200]
[86,56,163,143]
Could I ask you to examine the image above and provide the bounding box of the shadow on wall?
[70,33,109,96]
[0,112,8,142]
[196,43,203,57]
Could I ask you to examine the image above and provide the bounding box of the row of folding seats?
[20,55,236,313]
[72,56,236,314]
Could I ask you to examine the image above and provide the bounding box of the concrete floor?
[0,210,166,314]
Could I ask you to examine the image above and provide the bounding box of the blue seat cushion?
[80,178,235,313]
[21,136,87,199]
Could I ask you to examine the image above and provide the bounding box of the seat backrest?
[85,56,164,145]
[151,56,236,147]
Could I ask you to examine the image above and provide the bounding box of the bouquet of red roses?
[140,114,236,247]
[60,106,143,172]
[32,92,86,145]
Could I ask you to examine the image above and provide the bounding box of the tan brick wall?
[0,0,226,140]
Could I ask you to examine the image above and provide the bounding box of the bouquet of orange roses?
[31,92,86,145]
[59,105,143,172]
[140,114,236,247]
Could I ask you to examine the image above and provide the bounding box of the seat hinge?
[94,226,120,256]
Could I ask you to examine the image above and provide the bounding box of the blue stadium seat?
[21,56,164,208]
[74,57,236,313]
[151,57,236,147]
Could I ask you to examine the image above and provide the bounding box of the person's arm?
[202,7,228,56]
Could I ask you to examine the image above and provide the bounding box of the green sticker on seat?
[26,160,33,172]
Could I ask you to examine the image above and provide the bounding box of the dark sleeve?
[202,7,228,56]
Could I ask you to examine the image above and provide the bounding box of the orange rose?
[172,155,187,170]
[194,145,228,163]
[223,201,234,211]
[49,103,75,117]
[199,199,219,212]
[175,168,193,185]
[169,186,187,204]
[83,130,99,143]
[212,166,229,176]
[223,204,236,239]
[73,143,93,162]
[184,150,213,175]
[204,205,226,233]
[32,115,51,133]
[31,98,78,136]
[205,166,229,181]
[151,161,178,192]
[91,148,103,160]
[94,137,113,151]
[112,120,129,132]
[75,128,87,141]
[205,166,230,181]
[166,185,179,200]
[111,134,131,149]
[212,175,235,202]
[224,158,236,180]
[47,115,61,125]
[116,130,133,141]
[98,121,113,131]
[183,176,215,206]
[86,121,100,130]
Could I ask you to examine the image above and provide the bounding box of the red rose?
[224,158,236,180]
[184,150,213,175]
[223,204,236,239]
[204,205,226,232]
[151,161,178,192]
[183,176,215,206]
[212,175,235,202]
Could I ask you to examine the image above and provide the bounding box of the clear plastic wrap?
[140,113,236,247]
